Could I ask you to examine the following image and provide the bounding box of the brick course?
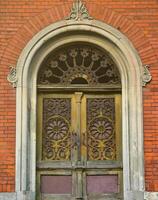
[0,0,158,192]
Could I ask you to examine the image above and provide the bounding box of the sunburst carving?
[38,44,121,86]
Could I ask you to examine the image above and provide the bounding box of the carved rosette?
[142,65,152,86]
[7,66,17,88]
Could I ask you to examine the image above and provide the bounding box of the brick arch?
[89,4,157,65]
[1,2,157,71]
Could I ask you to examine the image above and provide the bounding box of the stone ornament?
[7,66,17,88]
[142,65,152,86]
[67,0,93,21]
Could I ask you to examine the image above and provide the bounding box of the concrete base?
[0,192,158,200]
[144,192,158,200]
[0,193,16,200]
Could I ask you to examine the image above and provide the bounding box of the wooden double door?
[37,92,122,200]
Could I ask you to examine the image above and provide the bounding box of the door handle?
[71,131,87,151]
[82,132,87,146]
[71,131,80,149]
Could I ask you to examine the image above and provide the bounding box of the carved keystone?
[67,0,93,21]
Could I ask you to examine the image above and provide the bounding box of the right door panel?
[81,94,122,200]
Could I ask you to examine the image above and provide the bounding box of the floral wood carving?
[67,0,93,21]
[7,66,17,88]
[87,98,116,161]
[142,65,152,86]
[43,98,71,161]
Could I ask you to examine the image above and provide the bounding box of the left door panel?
[36,93,75,200]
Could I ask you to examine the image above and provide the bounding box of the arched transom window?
[38,44,121,86]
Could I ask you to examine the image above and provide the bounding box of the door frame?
[15,20,144,200]
[36,91,122,200]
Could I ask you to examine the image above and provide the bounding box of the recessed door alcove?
[36,43,122,200]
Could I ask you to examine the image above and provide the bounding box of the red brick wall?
[0,0,158,192]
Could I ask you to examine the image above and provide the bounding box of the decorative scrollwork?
[7,66,17,88]
[43,98,71,121]
[43,98,71,160]
[87,98,115,120]
[87,98,116,160]
[142,64,152,86]
[38,44,121,86]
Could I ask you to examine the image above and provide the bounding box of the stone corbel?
[142,65,152,86]
[7,66,17,88]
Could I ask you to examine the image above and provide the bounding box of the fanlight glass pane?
[38,43,121,86]
[41,175,72,194]
[71,77,88,84]
[87,175,118,194]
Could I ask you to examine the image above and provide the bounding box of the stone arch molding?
[10,7,147,200]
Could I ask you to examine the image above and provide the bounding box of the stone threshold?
[0,192,158,200]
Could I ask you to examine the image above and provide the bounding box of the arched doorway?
[14,19,144,200]
[36,43,122,199]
